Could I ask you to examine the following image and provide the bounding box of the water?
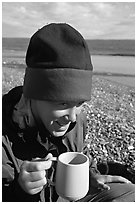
[91,55,135,87]
[92,55,135,75]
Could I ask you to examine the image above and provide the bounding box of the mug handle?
[45,157,58,187]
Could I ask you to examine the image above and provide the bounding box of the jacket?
[2,86,99,202]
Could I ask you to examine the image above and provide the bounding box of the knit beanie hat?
[23,23,93,102]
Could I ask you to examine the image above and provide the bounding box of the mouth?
[56,121,70,129]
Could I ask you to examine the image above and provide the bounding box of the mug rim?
[58,152,89,166]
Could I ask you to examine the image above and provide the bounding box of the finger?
[28,177,47,189]
[27,160,52,172]
[110,176,132,184]
[28,186,44,195]
[97,182,110,191]
[28,170,46,182]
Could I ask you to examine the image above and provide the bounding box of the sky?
[2,2,135,39]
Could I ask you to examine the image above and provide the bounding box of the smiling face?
[31,100,83,137]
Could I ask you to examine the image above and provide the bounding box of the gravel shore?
[83,76,135,170]
[2,68,135,169]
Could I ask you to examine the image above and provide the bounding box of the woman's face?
[31,100,83,137]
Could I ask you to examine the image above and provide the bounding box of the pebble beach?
[83,76,135,170]
[2,67,135,170]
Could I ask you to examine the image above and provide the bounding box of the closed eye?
[76,101,84,107]
[56,101,84,108]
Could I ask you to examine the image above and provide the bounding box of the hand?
[18,153,53,195]
[89,173,131,191]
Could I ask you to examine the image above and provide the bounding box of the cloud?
[2,2,135,39]
[91,2,114,17]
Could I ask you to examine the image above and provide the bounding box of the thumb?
[97,181,110,191]
[45,153,53,160]
[32,153,53,162]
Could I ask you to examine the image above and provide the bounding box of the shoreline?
[3,51,135,58]
[3,38,135,57]
[2,65,135,91]
[2,63,135,77]
[91,53,135,57]
[2,64,135,88]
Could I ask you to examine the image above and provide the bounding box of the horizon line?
[2,37,135,41]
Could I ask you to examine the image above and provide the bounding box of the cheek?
[52,110,68,118]
[36,105,52,125]
[38,108,65,125]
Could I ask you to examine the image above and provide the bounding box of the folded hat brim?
[23,68,92,102]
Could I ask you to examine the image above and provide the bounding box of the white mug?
[55,152,89,201]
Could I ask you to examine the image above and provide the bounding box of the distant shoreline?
[2,38,135,57]
[91,53,135,57]
[3,52,135,57]
[2,49,135,57]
